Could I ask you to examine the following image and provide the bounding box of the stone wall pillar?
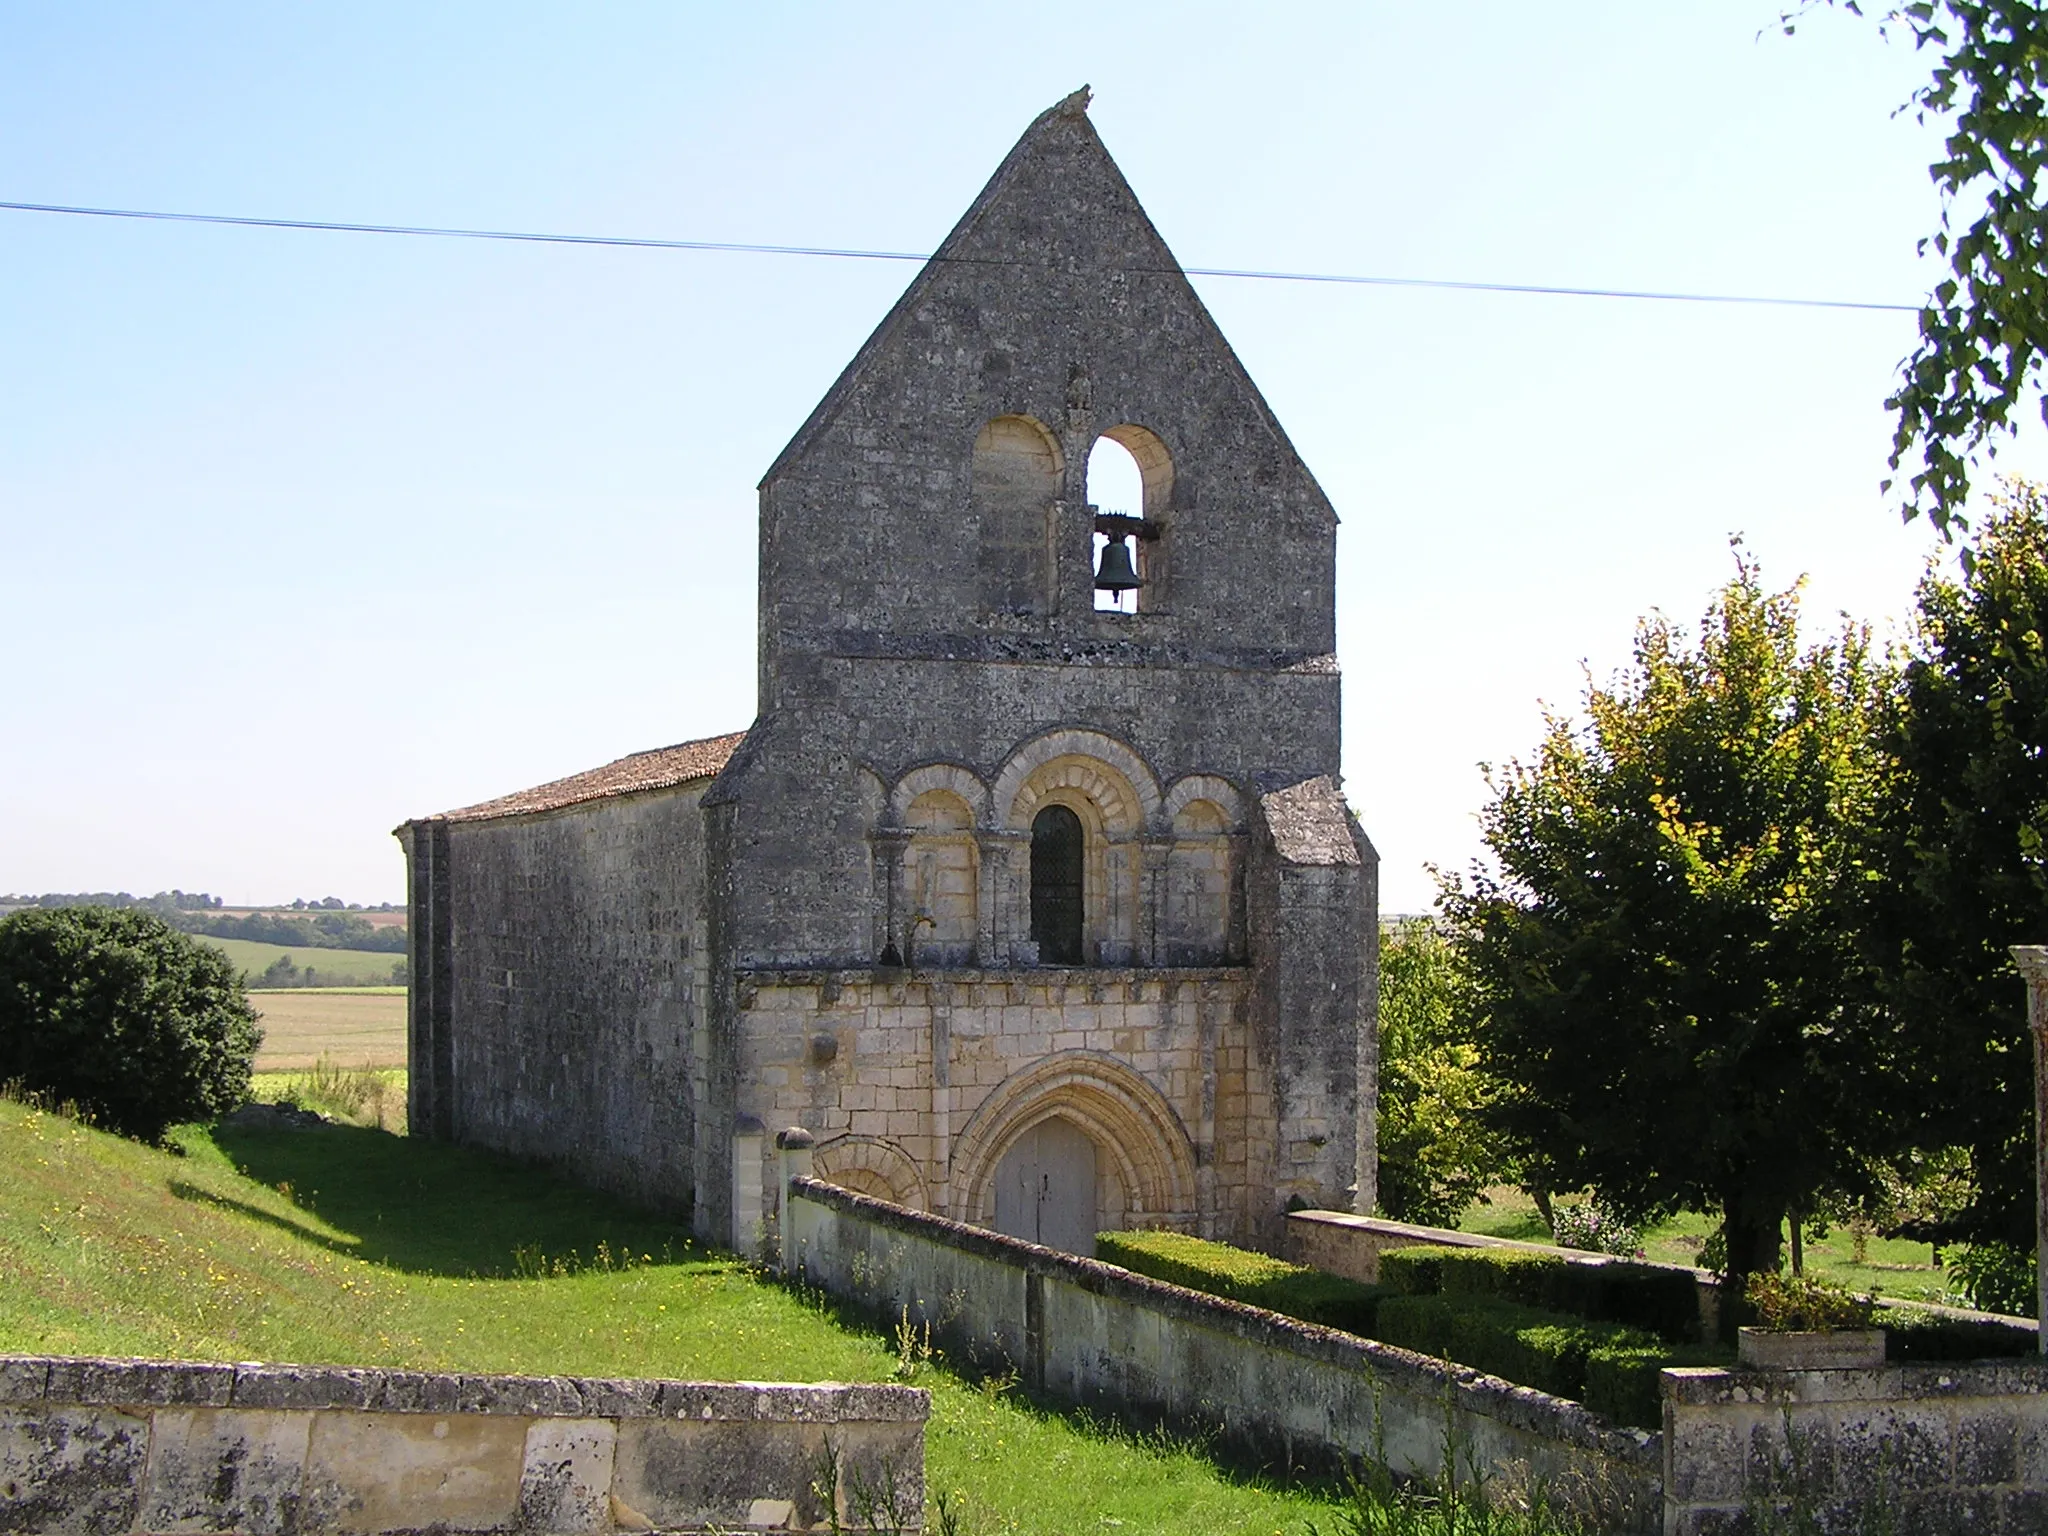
[732,1115,766,1258]
[2008,945,2048,1351]
[776,1126,815,1274]
[400,817,455,1142]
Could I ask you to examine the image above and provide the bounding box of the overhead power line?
[0,198,1922,315]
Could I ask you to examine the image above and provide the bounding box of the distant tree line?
[1,889,225,912]
[256,954,408,988]
[182,910,407,953]
[0,892,406,953]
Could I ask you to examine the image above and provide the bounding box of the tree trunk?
[1720,1195,1785,1340]
[1789,1205,1804,1277]
[1528,1184,1555,1233]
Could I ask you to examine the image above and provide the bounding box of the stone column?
[775,1126,815,1276]
[2008,945,2048,1351]
[1138,836,1173,967]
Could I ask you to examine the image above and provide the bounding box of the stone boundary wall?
[783,1177,1662,1534]
[1663,1359,2048,1535]
[0,1355,926,1535]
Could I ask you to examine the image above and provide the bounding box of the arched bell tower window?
[1087,427,1172,614]
[1029,804,1085,964]
[1088,437,1144,613]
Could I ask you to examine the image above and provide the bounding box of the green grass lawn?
[1457,1188,1955,1306]
[0,1099,1346,1536]
[192,934,406,986]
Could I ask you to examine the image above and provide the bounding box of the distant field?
[195,935,406,986]
[250,990,407,1070]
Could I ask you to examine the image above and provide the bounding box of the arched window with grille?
[1029,804,1085,964]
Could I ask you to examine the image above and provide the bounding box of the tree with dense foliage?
[1374,920,1517,1228]
[1790,3,2048,534]
[1873,481,2048,1258]
[0,906,260,1141]
[1441,552,1899,1297]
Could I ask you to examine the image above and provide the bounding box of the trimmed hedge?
[1381,1243,1702,1341]
[1883,1309,2038,1362]
[1095,1229,1388,1336]
[1375,1292,1726,1429]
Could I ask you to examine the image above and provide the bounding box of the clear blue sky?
[3,3,2035,911]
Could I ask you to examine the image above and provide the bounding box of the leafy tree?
[1374,921,1515,1227]
[1441,551,1899,1297]
[1790,3,2048,534]
[0,905,260,1140]
[1873,480,2048,1247]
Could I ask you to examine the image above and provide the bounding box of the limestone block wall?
[732,967,1268,1248]
[782,1178,1662,1533]
[0,1355,927,1535]
[1663,1361,2048,1535]
[425,787,711,1216]
[1246,776,1377,1232]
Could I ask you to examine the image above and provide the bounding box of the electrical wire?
[0,198,1922,314]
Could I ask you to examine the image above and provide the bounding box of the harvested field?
[252,989,407,1070]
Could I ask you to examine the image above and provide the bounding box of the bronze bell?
[1094,535,1142,592]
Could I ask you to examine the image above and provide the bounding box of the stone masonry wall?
[1663,1360,2048,1535]
[437,787,710,1216]
[782,1178,1662,1534]
[733,967,1268,1248]
[0,1355,927,1536]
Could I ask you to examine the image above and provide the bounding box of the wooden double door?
[992,1117,1099,1255]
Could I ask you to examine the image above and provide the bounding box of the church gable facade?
[400,91,1378,1255]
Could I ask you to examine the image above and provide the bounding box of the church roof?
[430,730,748,824]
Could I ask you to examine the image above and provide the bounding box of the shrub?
[1379,1243,1702,1341]
[1742,1272,1875,1332]
[0,906,260,1141]
[1374,1292,1716,1429]
[1550,1198,1643,1257]
[1883,1308,2038,1361]
[1945,1242,2039,1318]
[1095,1230,1388,1336]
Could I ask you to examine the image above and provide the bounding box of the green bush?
[1742,1271,1875,1332]
[1376,1292,1725,1430]
[0,906,260,1141]
[1095,1230,1388,1336]
[1380,1243,1701,1340]
[1945,1242,2039,1318]
[1883,1309,2038,1361]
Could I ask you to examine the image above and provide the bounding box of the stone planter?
[1737,1326,1886,1370]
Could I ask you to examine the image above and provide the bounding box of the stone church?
[398,89,1379,1257]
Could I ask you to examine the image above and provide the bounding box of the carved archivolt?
[813,1134,930,1211]
[992,728,1162,834]
[951,1051,1197,1228]
[1163,773,1243,832]
[889,762,991,829]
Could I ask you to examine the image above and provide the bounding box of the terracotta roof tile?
[433,730,747,824]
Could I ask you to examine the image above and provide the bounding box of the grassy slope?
[194,935,405,985]
[1459,1189,1953,1305]
[0,1102,1332,1536]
